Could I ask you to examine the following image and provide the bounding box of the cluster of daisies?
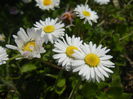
[53,36,115,82]
[0,0,115,83]
[35,0,111,11]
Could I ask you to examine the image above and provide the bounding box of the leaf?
[57,78,66,88]
[55,86,66,95]
[21,63,37,73]
[55,78,66,95]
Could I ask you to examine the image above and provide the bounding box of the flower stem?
[6,54,21,80]
[42,61,63,70]
[68,78,81,99]
[7,54,21,62]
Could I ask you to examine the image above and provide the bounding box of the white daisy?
[34,17,65,43]
[6,28,46,59]
[95,0,110,5]
[72,42,115,82]
[53,34,83,71]
[74,4,98,25]
[0,46,8,65]
[35,0,60,10]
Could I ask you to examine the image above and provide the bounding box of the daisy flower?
[34,18,65,43]
[53,34,83,71]
[0,46,8,65]
[94,0,110,5]
[6,28,46,59]
[74,4,98,25]
[72,42,115,82]
[35,0,60,10]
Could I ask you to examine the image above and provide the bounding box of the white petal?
[100,65,113,73]
[100,55,113,60]
[6,45,18,50]
[90,68,95,79]
[72,60,85,66]
[97,66,109,78]
[94,68,105,81]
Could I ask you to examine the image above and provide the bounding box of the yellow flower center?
[66,46,78,58]
[82,11,91,16]
[43,25,55,33]
[84,53,100,67]
[23,41,36,52]
[43,0,53,6]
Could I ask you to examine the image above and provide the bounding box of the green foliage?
[0,0,133,99]
[21,63,37,73]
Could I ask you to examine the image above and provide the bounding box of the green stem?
[119,32,133,41]
[7,54,21,62]
[6,54,21,80]
[6,62,10,80]
[42,61,63,70]
[68,79,81,99]
[45,74,58,79]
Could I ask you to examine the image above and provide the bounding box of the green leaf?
[21,63,37,73]
[54,78,66,95]
[57,78,66,88]
[55,86,66,95]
